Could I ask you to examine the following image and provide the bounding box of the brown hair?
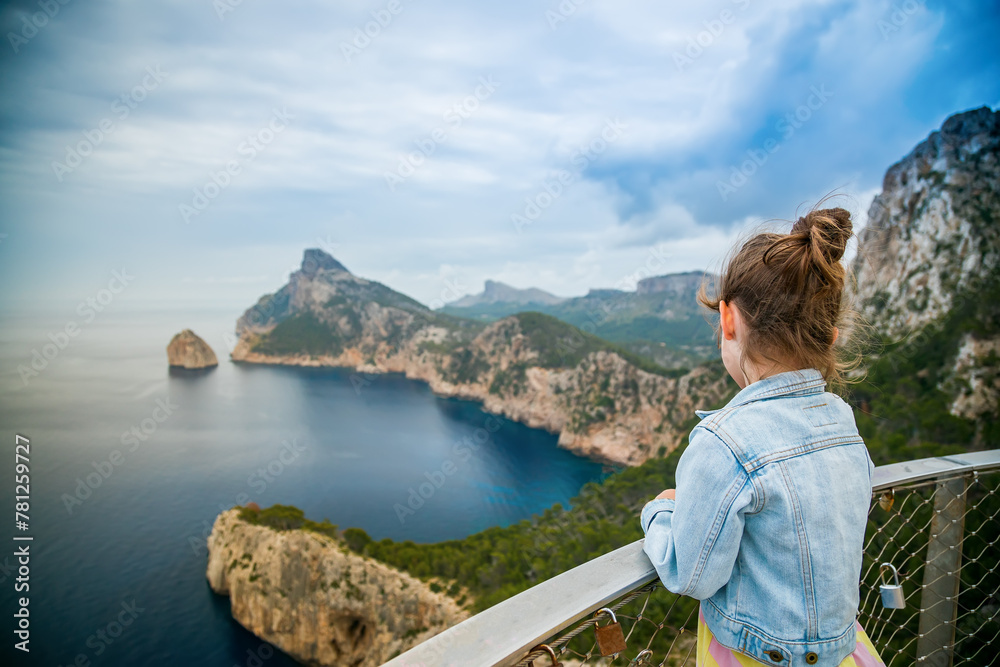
[698,207,859,388]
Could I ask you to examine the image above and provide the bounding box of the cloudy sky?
[0,0,997,310]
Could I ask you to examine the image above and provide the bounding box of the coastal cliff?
[206,508,467,666]
[852,106,1000,421]
[231,258,731,466]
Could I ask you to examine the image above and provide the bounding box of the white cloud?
[0,0,993,309]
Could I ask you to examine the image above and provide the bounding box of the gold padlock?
[878,490,894,512]
[594,607,627,656]
[530,644,562,667]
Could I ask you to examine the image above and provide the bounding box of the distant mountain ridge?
[636,271,707,296]
[439,271,717,369]
[447,280,566,308]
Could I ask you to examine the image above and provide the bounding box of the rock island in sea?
[167,329,218,369]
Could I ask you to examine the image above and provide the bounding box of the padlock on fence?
[879,562,906,609]
[529,644,562,667]
[594,607,627,656]
[631,649,654,666]
[878,490,894,512]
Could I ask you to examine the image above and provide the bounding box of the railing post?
[916,476,967,666]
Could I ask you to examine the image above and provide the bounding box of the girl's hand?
[655,488,676,500]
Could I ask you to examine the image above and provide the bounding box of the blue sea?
[0,304,609,666]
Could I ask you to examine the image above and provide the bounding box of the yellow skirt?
[696,606,886,667]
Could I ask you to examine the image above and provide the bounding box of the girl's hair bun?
[791,207,853,263]
[700,203,859,386]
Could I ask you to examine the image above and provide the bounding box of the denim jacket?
[640,369,874,667]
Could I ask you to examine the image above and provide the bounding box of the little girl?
[641,208,885,667]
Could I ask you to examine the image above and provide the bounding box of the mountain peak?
[301,248,350,277]
[448,281,565,308]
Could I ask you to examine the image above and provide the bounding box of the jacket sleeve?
[640,426,755,600]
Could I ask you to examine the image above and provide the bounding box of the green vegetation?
[514,312,687,378]
[251,312,346,357]
[849,269,1000,465]
[238,504,340,542]
[417,340,461,355]
[443,347,491,384]
[488,363,528,396]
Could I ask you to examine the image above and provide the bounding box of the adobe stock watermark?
[187,438,307,556]
[427,274,470,310]
[348,370,382,396]
[340,0,413,62]
[393,415,505,524]
[878,0,926,40]
[384,75,500,192]
[673,0,751,72]
[716,84,832,201]
[57,598,144,667]
[546,0,587,31]
[511,117,626,233]
[7,0,72,54]
[51,65,169,181]
[17,268,134,386]
[179,107,294,223]
[213,0,247,21]
[615,243,674,292]
[314,234,341,261]
[230,643,277,667]
[61,397,178,514]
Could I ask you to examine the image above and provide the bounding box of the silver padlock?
[879,562,906,609]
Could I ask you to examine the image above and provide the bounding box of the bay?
[0,304,608,666]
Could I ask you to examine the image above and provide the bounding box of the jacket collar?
[695,369,827,418]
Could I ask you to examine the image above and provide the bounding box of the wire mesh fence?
[512,470,1000,667]
[858,470,1000,666]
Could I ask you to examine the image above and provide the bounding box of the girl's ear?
[719,300,737,341]
[832,326,839,345]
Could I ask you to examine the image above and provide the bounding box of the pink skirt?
[696,606,886,666]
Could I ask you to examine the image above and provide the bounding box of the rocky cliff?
[852,106,999,420]
[854,106,999,336]
[207,508,467,667]
[232,264,731,466]
[167,329,218,369]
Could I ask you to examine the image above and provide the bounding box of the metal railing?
[383,450,1000,666]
